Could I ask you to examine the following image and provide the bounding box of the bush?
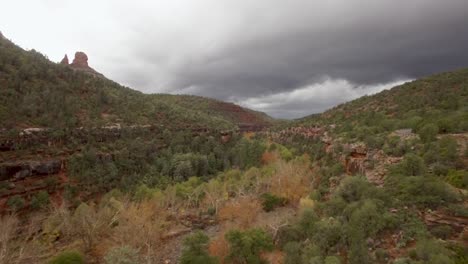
[334,176,372,203]
[430,225,454,239]
[393,212,428,247]
[397,176,459,207]
[375,248,389,263]
[260,193,287,212]
[180,231,218,264]
[283,242,302,264]
[31,190,50,209]
[419,123,439,143]
[324,256,341,264]
[225,228,273,264]
[7,195,25,211]
[49,250,84,264]
[104,246,141,264]
[312,219,343,255]
[446,170,467,189]
[398,154,425,176]
[410,239,453,263]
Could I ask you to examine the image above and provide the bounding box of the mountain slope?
[155,94,274,129]
[0,35,272,130]
[297,68,468,134]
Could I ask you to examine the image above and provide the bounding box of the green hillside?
[297,69,468,137]
[0,36,272,130]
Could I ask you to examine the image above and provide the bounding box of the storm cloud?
[1,0,468,118]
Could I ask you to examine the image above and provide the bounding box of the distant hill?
[155,94,274,129]
[0,34,273,130]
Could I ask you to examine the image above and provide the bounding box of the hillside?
[0,35,272,131]
[297,69,468,134]
[265,69,468,263]
[155,94,274,130]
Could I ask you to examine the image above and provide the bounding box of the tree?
[399,154,425,176]
[49,251,84,264]
[225,228,274,264]
[180,231,218,264]
[7,195,25,211]
[260,193,287,212]
[31,190,50,209]
[419,123,438,143]
[72,203,116,251]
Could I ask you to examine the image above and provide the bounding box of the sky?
[1,0,468,119]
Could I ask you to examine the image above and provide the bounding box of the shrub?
[394,212,428,247]
[438,136,458,163]
[418,123,439,143]
[446,170,467,189]
[447,204,468,217]
[49,250,84,264]
[7,195,25,211]
[347,199,387,238]
[375,248,389,263]
[410,239,453,263]
[180,231,218,264]
[430,225,454,239]
[397,176,459,207]
[283,242,302,264]
[31,190,50,209]
[334,176,372,203]
[104,246,141,264]
[225,228,273,264]
[311,218,343,255]
[324,256,341,264]
[133,184,155,202]
[398,154,425,176]
[260,193,287,212]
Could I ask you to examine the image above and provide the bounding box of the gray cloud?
[1,0,468,118]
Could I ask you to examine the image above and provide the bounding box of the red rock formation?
[68,51,102,76]
[71,51,89,68]
[60,54,69,65]
[343,143,368,175]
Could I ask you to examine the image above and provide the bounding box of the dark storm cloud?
[2,0,468,118]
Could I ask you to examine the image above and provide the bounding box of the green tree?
[419,123,438,143]
[399,154,425,176]
[225,228,274,264]
[180,231,218,264]
[7,195,25,211]
[30,190,50,209]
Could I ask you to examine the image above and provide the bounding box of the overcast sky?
[1,0,468,118]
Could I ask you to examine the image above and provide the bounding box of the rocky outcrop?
[423,209,468,234]
[61,51,103,76]
[343,143,368,175]
[0,159,63,181]
[71,51,88,68]
[60,54,69,65]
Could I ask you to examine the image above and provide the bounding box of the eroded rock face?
[0,160,63,181]
[71,52,89,68]
[60,54,69,65]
